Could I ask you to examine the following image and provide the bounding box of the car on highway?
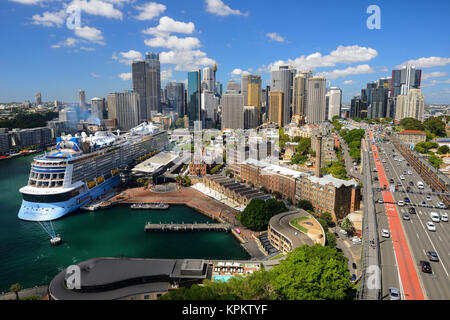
[377,198,384,204]
[404,197,410,203]
[374,177,378,181]
[402,213,410,220]
[406,163,410,167]
[409,181,414,186]
[420,260,432,273]
[398,200,405,206]
[421,201,427,207]
[409,207,416,214]
[381,229,390,238]
[400,175,405,180]
[426,222,436,231]
[406,186,411,192]
[388,287,401,300]
[408,170,412,175]
[441,213,448,222]
[438,202,447,209]
[417,181,424,189]
[402,170,407,175]
[426,195,431,201]
[430,212,440,223]
[427,251,439,262]
[390,178,395,184]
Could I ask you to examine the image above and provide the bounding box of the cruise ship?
[18,122,169,221]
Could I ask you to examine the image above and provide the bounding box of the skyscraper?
[202,67,215,92]
[35,92,42,106]
[132,52,161,123]
[187,69,202,125]
[226,79,240,92]
[394,89,425,122]
[78,90,86,111]
[305,77,326,124]
[271,66,296,125]
[107,91,140,131]
[391,65,421,98]
[241,74,249,107]
[90,97,105,122]
[326,87,342,120]
[269,91,284,127]
[244,105,259,129]
[221,90,244,129]
[370,86,389,118]
[166,82,186,117]
[247,75,262,107]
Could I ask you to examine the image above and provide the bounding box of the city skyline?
[0,0,449,104]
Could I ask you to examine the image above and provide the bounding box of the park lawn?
[290,216,309,234]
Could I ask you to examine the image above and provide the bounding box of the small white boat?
[50,236,62,246]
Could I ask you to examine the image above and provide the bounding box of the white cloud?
[119,72,132,80]
[422,79,450,87]
[161,69,173,82]
[69,0,123,20]
[160,49,215,71]
[422,71,447,80]
[142,16,195,36]
[8,0,47,4]
[135,2,166,20]
[80,46,95,51]
[266,32,285,43]
[343,80,356,85]
[32,10,66,27]
[74,26,105,44]
[230,68,250,78]
[205,0,247,16]
[51,37,79,48]
[396,57,450,69]
[317,64,375,79]
[268,45,378,71]
[90,73,101,78]
[113,50,143,64]
[145,35,201,51]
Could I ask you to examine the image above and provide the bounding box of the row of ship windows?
[30,172,65,180]
[29,179,64,188]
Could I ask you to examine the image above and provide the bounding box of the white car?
[430,212,440,223]
[400,175,405,180]
[426,222,436,232]
[381,229,390,238]
[352,237,362,245]
[398,200,405,206]
[408,170,412,175]
[438,202,446,209]
[426,195,431,201]
[441,213,448,222]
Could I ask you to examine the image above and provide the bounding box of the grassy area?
[20,295,41,300]
[270,253,286,260]
[290,217,309,233]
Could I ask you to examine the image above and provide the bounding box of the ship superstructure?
[18,122,169,221]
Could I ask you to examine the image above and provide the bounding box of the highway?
[372,134,450,300]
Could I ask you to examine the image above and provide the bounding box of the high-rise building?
[391,65,421,98]
[370,86,389,118]
[201,90,219,127]
[241,74,249,107]
[394,89,425,122]
[187,69,202,125]
[202,67,215,92]
[215,81,223,97]
[293,71,313,119]
[166,82,185,117]
[244,106,259,129]
[268,91,284,127]
[78,90,86,112]
[132,52,161,123]
[107,91,140,131]
[221,90,244,130]
[271,66,296,125]
[326,87,342,120]
[35,92,42,106]
[247,75,262,107]
[90,98,105,122]
[227,79,240,92]
[305,77,326,124]
[350,96,367,119]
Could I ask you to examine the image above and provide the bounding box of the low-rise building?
[396,130,426,147]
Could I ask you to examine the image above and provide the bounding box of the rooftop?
[307,174,359,188]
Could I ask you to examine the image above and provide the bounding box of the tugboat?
[50,235,62,246]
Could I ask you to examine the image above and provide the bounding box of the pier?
[145,222,231,232]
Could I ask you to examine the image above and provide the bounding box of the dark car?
[420,260,432,273]
[374,177,378,181]
[427,251,439,262]
[404,197,410,203]
[409,207,416,214]
[406,186,411,192]
[409,181,414,186]
[390,179,395,184]
[402,213,410,220]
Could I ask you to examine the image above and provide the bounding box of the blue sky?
[1,0,449,104]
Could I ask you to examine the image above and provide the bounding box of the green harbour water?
[0,155,249,293]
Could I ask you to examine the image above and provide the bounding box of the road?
[373,138,450,300]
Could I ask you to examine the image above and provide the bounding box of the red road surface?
[369,131,424,300]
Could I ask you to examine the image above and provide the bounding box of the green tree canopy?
[437,145,450,155]
[326,232,337,248]
[424,117,446,137]
[428,154,443,168]
[297,200,314,212]
[237,199,288,231]
[399,117,425,131]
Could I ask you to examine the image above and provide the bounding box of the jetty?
[145,222,231,232]
[131,202,169,210]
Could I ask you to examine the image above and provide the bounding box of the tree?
[269,245,356,300]
[326,232,337,248]
[399,117,425,131]
[428,154,443,169]
[341,217,355,235]
[272,191,282,199]
[318,218,329,232]
[10,283,22,300]
[320,212,334,226]
[237,199,288,231]
[437,145,450,155]
[297,200,314,212]
[175,117,185,128]
[424,117,446,137]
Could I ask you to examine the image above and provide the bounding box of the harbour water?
[0,155,249,293]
